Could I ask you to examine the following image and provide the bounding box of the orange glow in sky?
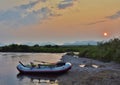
[0,0,120,44]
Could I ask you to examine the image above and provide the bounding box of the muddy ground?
[57,55,120,85]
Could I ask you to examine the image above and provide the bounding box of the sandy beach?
[57,54,120,85]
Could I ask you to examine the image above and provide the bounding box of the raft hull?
[17,62,72,74]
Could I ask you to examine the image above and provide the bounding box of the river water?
[0,52,64,85]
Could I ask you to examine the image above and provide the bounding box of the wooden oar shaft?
[34,60,50,63]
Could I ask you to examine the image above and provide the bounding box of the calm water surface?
[0,52,64,85]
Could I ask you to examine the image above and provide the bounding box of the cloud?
[0,10,20,22]
[0,0,52,27]
[106,11,120,20]
[40,0,47,2]
[0,0,79,27]
[16,0,40,10]
[86,10,120,25]
[58,0,74,9]
[58,3,73,9]
[86,20,106,25]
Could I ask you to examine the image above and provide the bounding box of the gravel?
[57,55,120,85]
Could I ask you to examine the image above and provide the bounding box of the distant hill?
[24,42,56,46]
[0,41,98,47]
[39,42,56,46]
[63,41,98,46]
[0,43,5,46]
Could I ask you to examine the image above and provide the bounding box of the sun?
[103,32,108,37]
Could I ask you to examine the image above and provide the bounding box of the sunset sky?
[0,0,120,45]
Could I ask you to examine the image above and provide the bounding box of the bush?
[78,38,120,63]
[66,52,75,56]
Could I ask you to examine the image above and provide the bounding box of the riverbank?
[58,55,120,85]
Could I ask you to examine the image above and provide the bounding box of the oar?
[33,60,57,65]
[33,60,50,63]
[19,61,26,67]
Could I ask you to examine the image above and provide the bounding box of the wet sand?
[58,55,120,85]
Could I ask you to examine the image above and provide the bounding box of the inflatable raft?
[17,61,72,74]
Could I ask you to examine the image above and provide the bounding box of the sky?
[0,0,120,45]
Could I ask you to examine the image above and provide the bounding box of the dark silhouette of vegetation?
[0,38,120,63]
[0,44,80,53]
[78,38,120,63]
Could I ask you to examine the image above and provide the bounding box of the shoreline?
[57,54,120,85]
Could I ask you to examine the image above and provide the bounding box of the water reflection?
[0,52,64,85]
[17,73,59,85]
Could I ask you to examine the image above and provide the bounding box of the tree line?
[0,38,120,63]
[0,44,82,53]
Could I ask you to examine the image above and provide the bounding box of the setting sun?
[104,32,108,37]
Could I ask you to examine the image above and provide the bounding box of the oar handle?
[33,60,49,63]
[19,61,25,67]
